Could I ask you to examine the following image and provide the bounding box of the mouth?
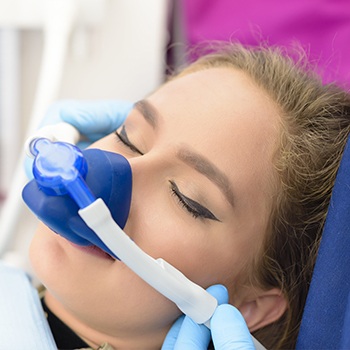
[69,242,117,261]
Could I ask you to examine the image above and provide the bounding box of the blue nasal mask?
[21,123,221,333]
[23,138,132,258]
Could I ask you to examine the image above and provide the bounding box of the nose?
[123,151,166,217]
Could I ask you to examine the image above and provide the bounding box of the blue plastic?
[296,137,350,349]
[30,138,95,208]
[22,139,132,257]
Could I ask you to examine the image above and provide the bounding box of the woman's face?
[30,67,281,348]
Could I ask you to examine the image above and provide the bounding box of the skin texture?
[30,67,285,349]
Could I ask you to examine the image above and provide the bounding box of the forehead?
[148,68,280,162]
[149,67,278,130]
[148,67,281,213]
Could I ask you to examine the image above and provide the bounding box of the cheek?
[126,196,245,289]
[29,224,65,284]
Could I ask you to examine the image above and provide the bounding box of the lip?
[69,242,116,261]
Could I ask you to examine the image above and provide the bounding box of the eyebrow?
[135,99,235,207]
[134,100,159,129]
[177,147,235,208]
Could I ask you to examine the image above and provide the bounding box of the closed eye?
[115,126,143,155]
[115,127,220,222]
[169,180,220,222]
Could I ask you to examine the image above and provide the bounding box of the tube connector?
[25,122,80,158]
[30,138,95,208]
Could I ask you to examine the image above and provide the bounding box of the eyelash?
[115,126,143,155]
[170,181,219,221]
[116,127,219,222]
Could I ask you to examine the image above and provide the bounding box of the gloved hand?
[24,99,133,178]
[161,284,255,350]
[37,99,133,146]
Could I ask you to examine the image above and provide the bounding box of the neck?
[44,291,169,349]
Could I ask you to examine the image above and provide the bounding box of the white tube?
[79,198,218,325]
[0,29,20,197]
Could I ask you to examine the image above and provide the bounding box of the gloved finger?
[211,304,255,350]
[24,157,34,180]
[75,140,92,150]
[169,285,229,350]
[60,100,133,139]
[161,316,185,350]
[39,101,70,127]
[206,284,229,305]
[173,315,211,350]
[24,100,133,178]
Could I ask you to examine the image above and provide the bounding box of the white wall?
[20,0,169,132]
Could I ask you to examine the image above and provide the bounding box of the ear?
[236,288,287,332]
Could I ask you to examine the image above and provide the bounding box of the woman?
[29,43,350,349]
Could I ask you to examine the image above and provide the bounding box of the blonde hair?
[177,43,350,349]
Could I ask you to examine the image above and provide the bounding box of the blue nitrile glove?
[24,99,133,178]
[162,284,255,350]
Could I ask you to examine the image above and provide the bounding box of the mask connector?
[29,138,95,208]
